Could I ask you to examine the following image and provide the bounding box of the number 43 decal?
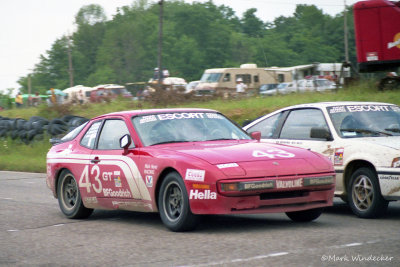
[79,165,102,193]
[253,149,295,158]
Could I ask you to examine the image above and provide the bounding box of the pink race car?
[46,108,335,231]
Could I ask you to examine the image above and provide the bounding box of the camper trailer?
[194,64,292,96]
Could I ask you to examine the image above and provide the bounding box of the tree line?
[17,0,356,94]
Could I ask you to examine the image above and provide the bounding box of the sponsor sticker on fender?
[185,169,205,182]
[146,175,153,187]
[189,189,217,199]
[334,148,344,165]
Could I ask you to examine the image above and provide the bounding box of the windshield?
[200,73,222,83]
[132,112,251,146]
[277,83,288,89]
[61,122,88,142]
[327,104,400,138]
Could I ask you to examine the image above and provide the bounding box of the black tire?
[158,172,199,231]
[347,167,388,218]
[57,170,93,219]
[286,208,323,222]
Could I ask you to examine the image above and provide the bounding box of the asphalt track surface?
[1,171,399,266]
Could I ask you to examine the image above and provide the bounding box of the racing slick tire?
[347,167,388,218]
[285,208,323,222]
[158,172,199,232]
[57,170,93,219]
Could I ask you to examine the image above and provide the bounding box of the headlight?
[392,157,400,168]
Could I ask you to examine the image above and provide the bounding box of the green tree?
[241,8,265,37]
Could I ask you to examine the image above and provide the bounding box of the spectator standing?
[236,78,247,96]
[15,92,23,108]
[77,90,84,104]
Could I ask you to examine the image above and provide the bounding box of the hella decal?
[189,190,217,200]
[185,169,205,182]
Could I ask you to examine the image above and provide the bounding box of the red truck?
[354,0,400,89]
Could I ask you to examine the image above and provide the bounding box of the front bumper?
[377,168,400,200]
[188,174,335,215]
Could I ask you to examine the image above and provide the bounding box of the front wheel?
[158,172,199,231]
[286,208,323,222]
[57,170,93,219]
[347,167,388,218]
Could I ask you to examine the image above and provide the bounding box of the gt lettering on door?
[252,148,295,158]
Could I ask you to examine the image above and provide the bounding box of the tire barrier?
[0,115,89,144]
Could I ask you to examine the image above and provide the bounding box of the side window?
[246,113,283,138]
[80,121,101,149]
[280,109,328,140]
[97,119,130,150]
[236,74,251,84]
[223,73,230,82]
[278,74,285,83]
[254,75,259,83]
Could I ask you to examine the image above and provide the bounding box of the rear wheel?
[158,172,198,231]
[57,170,93,219]
[286,208,323,222]
[347,167,388,218]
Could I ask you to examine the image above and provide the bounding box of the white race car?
[244,101,400,218]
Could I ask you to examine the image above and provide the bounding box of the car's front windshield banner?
[327,105,400,138]
[132,112,250,146]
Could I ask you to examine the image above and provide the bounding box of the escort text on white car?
[244,102,400,218]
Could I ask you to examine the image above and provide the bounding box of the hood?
[195,82,217,90]
[161,141,332,177]
[350,136,400,150]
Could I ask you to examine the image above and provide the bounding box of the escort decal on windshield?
[328,105,393,114]
[139,112,224,123]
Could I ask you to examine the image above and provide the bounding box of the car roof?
[92,108,218,120]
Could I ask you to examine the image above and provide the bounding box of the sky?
[0,0,360,94]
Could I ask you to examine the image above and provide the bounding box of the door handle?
[91,157,100,164]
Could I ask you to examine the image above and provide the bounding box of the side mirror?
[119,134,132,154]
[250,131,261,141]
[310,127,333,141]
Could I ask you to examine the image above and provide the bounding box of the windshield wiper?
[385,128,400,133]
[341,128,392,136]
[150,140,188,146]
[206,138,235,141]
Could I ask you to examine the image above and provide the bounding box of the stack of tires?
[0,115,88,144]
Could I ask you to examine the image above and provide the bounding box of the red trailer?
[354,0,400,89]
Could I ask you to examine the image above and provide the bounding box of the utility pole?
[67,35,74,87]
[28,74,32,96]
[344,0,349,63]
[157,0,164,90]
